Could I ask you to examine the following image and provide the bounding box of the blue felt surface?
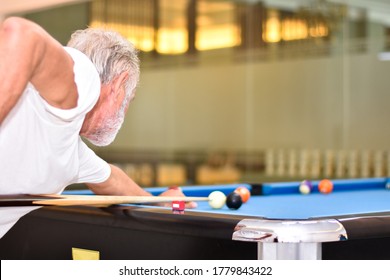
[64,178,390,219]
[192,188,390,219]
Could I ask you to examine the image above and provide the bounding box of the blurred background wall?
[3,0,390,186]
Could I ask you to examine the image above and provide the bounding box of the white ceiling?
[1,0,390,24]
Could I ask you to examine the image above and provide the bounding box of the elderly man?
[0,17,192,239]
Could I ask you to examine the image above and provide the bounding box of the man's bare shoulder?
[7,17,79,110]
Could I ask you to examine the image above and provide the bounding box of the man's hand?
[159,186,198,209]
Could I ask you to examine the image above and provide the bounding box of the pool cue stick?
[0,194,209,207]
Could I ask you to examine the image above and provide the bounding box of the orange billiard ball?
[234,186,251,203]
[318,179,334,194]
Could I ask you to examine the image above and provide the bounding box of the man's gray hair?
[67,28,140,97]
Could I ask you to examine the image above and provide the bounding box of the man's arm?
[0,17,77,124]
[86,164,197,208]
[86,164,152,196]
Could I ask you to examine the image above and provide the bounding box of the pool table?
[1,178,390,260]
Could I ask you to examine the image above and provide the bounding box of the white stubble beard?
[86,93,132,147]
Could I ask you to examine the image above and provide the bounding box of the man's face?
[84,80,134,147]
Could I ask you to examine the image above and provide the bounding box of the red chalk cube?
[172,201,185,214]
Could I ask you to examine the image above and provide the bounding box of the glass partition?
[21,0,390,186]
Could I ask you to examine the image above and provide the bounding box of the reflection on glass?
[90,0,155,52]
[263,9,329,43]
[263,9,281,43]
[282,17,308,41]
[156,0,188,54]
[196,0,240,51]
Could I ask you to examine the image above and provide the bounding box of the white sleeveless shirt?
[0,47,111,238]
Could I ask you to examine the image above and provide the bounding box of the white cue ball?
[208,191,226,209]
[299,184,311,195]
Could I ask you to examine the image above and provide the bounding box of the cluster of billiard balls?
[299,179,334,194]
[208,186,250,210]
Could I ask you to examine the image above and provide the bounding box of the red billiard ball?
[318,179,333,194]
[234,186,251,203]
[226,192,243,210]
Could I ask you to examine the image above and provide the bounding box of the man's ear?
[112,72,129,96]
